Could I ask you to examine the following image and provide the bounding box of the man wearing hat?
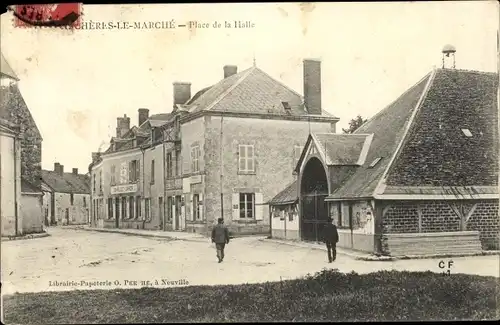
[322,217,339,263]
[211,218,230,263]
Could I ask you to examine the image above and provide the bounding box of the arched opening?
[300,157,329,242]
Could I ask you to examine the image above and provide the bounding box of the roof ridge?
[205,66,256,111]
[437,68,498,76]
[373,68,438,196]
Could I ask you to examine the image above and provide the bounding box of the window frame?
[238,144,255,173]
[150,159,155,184]
[191,145,200,173]
[239,193,255,219]
[166,152,173,178]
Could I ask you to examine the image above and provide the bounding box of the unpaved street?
[1,228,498,295]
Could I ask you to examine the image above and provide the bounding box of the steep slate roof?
[385,69,498,187]
[21,179,42,194]
[268,180,298,205]
[185,66,335,117]
[41,170,91,194]
[327,71,433,199]
[327,68,498,200]
[1,52,19,80]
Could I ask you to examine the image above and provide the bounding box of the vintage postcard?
[1,1,499,323]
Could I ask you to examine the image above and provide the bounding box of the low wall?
[337,230,375,253]
[384,231,482,256]
[271,229,300,241]
[186,221,269,237]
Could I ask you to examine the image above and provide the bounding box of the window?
[129,196,134,219]
[99,170,102,192]
[110,165,116,185]
[107,198,113,219]
[368,157,382,168]
[239,193,255,219]
[150,160,155,184]
[145,198,150,220]
[193,194,200,220]
[121,197,127,219]
[129,160,141,182]
[135,196,141,219]
[461,128,473,137]
[83,197,87,207]
[93,173,96,192]
[238,145,255,173]
[115,198,120,220]
[191,145,200,173]
[175,149,181,176]
[166,152,173,178]
[70,193,74,205]
[167,196,173,221]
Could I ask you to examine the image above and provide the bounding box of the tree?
[342,115,368,134]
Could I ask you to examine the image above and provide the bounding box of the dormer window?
[282,101,292,114]
[461,129,473,137]
[368,157,382,168]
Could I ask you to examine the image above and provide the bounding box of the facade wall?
[143,144,165,230]
[380,200,500,250]
[52,192,90,225]
[203,115,334,236]
[1,132,21,236]
[42,191,51,225]
[20,194,43,234]
[270,203,300,240]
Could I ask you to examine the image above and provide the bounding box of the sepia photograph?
[1,1,499,323]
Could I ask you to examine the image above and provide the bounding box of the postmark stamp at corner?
[11,3,82,28]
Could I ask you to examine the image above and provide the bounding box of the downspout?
[13,134,18,236]
[220,115,224,221]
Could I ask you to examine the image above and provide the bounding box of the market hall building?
[271,62,498,256]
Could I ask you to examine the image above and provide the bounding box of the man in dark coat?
[322,217,339,263]
[211,218,230,263]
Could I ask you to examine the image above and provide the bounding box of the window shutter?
[136,160,141,182]
[232,193,239,220]
[255,193,264,220]
[188,194,193,221]
[128,161,133,183]
[199,193,204,220]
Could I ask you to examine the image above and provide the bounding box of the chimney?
[138,108,149,126]
[223,65,237,79]
[116,114,131,138]
[303,59,322,115]
[72,168,78,175]
[55,164,64,176]
[173,82,191,108]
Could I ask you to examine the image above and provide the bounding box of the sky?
[1,2,498,173]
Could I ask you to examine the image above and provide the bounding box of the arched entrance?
[300,157,329,242]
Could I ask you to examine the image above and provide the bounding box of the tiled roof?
[1,52,19,80]
[268,180,298,205]
[41,170,90,194]
[21,179,42,194]
[314,133,369,165]
[186,66,335,117]
[327,71,433,199]
[385,69,498,187]
[328,68,498,200]
[0,83,42,140]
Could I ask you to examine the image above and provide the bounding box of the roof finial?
[253,53,256,67]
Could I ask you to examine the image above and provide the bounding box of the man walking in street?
[211,218,230,263]
[322,217,339,263]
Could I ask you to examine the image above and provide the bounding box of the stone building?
[89,59,340,235]
[286,66,498,256]
[0,52,44,235]
[41,163,91,225]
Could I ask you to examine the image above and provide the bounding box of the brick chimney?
[116,114,130,138]
[303,59,322,115]
[54,162,64,176]
[138,108,149,126]
[173,82,191,108]
[223,65,237,79]
[72,168,78,175]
